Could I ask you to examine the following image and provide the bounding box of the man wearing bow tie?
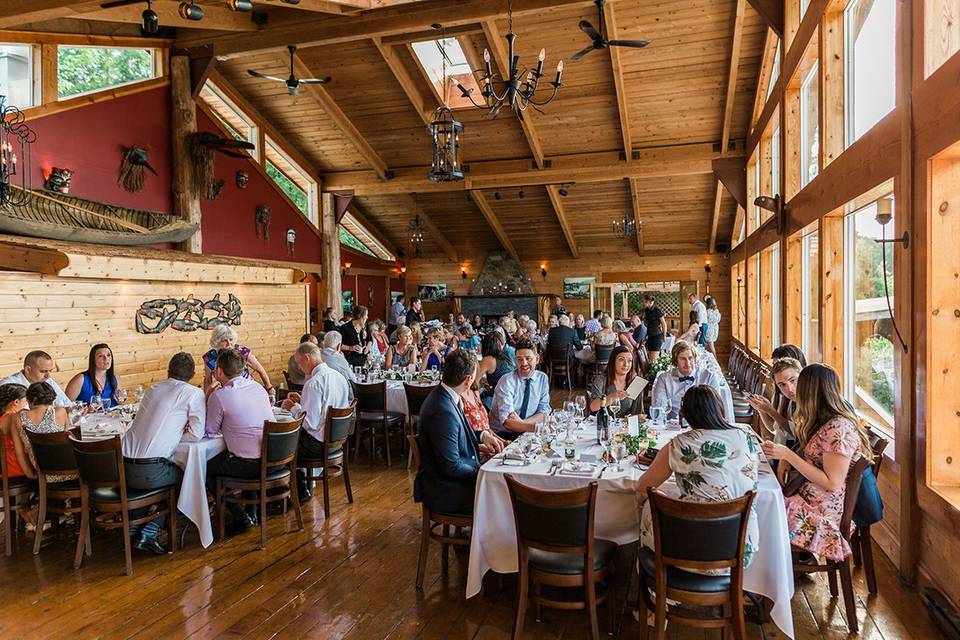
[414,349,504,516]
[650,340,727,421]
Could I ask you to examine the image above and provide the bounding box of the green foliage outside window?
[265,160,308,214]
[855,233,894,299]
[856,334,895,415]
[58,47,153,99]
[339,226,375,257]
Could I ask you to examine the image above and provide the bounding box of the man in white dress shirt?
[282,342,351,500]
[1,350,72,407]
[121,352,205,554]
[320,331,357,394]
[491,339,551,440]
[650,340,725,420]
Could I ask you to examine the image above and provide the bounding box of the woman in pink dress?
[762,364,872,561]
[460,382,503,462]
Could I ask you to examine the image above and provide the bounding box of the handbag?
[854,466,884,527]
[782,468,806,497]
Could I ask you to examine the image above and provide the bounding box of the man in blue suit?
[414,349,504,516]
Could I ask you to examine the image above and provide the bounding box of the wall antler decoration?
[135,293,242,334]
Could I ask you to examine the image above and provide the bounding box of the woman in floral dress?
[762,363,871,562]
[635,385,761,571]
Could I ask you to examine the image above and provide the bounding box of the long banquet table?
[465,419,795,638]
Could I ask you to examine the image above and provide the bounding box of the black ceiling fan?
[246,45,331,96]
[571,0,651,61]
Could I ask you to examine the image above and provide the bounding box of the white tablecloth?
[383,380,438,415]
[170,437,226,548]
[465,423,795,638]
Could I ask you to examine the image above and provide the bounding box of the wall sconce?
[461,267,468,280]
[399,265,407,277]
[704,260,712,275]
[341,262,352,277]
[540,264,548,279]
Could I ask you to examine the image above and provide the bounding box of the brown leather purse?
[782,468,806,497]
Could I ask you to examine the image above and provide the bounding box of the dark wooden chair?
[546,343,573,390]
[792,455,872,633]
[352,381,405,466]
[402,382,435,469]
[586,344,615,391]
[24,429,84,555]
[282,370,304,393]
[69,432,177,576]
[299,402,356,519]
[407,435,472,590]
[638,489,756,640]
[504,475,618,640]
[0,431,36,556]
[217,417,304,549]
[851,431,889,595]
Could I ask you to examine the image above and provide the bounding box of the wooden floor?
[0,457,943,640]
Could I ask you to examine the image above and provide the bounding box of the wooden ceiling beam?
[257,0,364,15]
[750,28,778,130]
[0,1,102,28]
[545,185,578,259]
[291,53,392,180]
[372,38,433,125]
[746,0,784,38]
[380,23,483,46]
[470,190,518,260]
[709,0,745,254]
[603,1,632,158]
[324,142,734,195]
[481,19,546,169]
[628,178,643,256]
[175,0,594,59]
[73,1,259,32]
[395,194,459,263]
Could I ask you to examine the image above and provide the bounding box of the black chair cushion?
[527,538,617,575]
[638,547,731,593]
[300,447,344,463]
[222,467,291,484]
[4,476,36,492]
[90,485,171,503]
[46,479,81,492]
[359,410,405,424]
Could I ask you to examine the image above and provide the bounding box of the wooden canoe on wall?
[0,189,198,246]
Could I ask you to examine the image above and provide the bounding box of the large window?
[0,44,35,107]
[771,122,781,197]
[802,228,820,362]
[265,137,317,225]
[57,46,156,99]
[198,82,258,160]
[844,193,896,433]
[800,62,820,188]
[767,41,781,99]
[845,0,896,145]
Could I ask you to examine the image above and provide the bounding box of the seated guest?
[591,315,618,347]
[322,307,337,333]
[525,320,545,348]
[514,314,531,342]
[420,328,448,371]
[13,382,74,484]
[369,319,389,363]
[550,295,567,318]
[615,319,639,352]
[67,343,122,409]
[281,342,351,500]
[457,325,481,352]
[574,314,587,341]
[546,314,559,334]
[204,348,276,533]
[589,346,638,418]
[385,326,419,370]
[0,384,30,480]
[454,312,468,332]
[548,313,583,352]
[287,334,319,387]
[772,343,807,367]
[499,316,518,347]
[491,338,551,440]
[635,385,760,570]
[460,375,505,463]
[409,321,424,349]
[477,332,515,410]
[505,310,519,335]
[339,305,371,369]
[630,314,647,344]
[471,314,484,332]
[414,350,503,516]
[2,351,72,408]
[747,357,802,446]
[650,340,725,419]
[492,326,518,366]
[202,325,273,397]
[584,309,603,336]
[122,353,205,554]
[762,364,871,562]
[678,310,701,343]
[320,331,357,391]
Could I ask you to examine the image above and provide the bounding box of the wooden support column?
[40,43,58,105]
[784,229,803,345]
[321,191,342,319]
[171,54,202,254]
[819,212,844,373]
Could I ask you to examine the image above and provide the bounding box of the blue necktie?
[679,376,695,382]
[519,378,532,419]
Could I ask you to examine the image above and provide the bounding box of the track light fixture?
[178,1,204,20]
[518,189,525,199]
[140,0,159,34]
[494,191,501,200]
[227,0,253,11]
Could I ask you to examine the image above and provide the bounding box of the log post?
[171,54,202,254]
[321,191,342,319]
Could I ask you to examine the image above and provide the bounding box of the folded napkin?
[558,462,597,477]
[499,449,531,465]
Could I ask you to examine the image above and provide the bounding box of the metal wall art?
[135,293,242,334]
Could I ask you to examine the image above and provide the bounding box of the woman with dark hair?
[322,307,337,333]
[66,343,121,409]
[0,383,29,479]
[471,314,484,332]
[588,345,637,417]
[772,343,807,368]
[762,364,871,562]
[635,385,761,569]
[340,305,372,368]
[13,382,74,484]
[477,331,514,409]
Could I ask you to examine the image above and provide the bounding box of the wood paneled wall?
[407,252,731,358]
[0,271,308,391]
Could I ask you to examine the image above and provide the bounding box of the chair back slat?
[548,343,570,363]
[264,418,303,465]
[283,371,304,393]
[25,430,78,476]
[840,456,872,539]
[402,383,434,418]
[867,429,889,477]
[69,434,122,486]
[326,401,357,445]
[353,381,387,412]
[648,490,755,570]
[407,435,422,470]
[594,345,614,365]
[506,474,596,552]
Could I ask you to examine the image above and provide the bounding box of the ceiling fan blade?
[607,39,651,48]
[299,77,332,85]
[246,70,286,82]
[578,20,603,43]
[100,0,142,7]
[570,45,597,61]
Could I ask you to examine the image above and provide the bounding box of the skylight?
[410,37,481,109]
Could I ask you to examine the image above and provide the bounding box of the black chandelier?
[612,213,637,240]
[408,214,427,257]
[457,0,564,118]
[427,34,465,183]
[0,95,35,207]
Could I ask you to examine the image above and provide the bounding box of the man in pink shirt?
[204,348,275,533]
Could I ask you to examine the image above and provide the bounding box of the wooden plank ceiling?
[12,0,764,262]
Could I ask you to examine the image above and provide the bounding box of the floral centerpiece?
[644,352,672,382]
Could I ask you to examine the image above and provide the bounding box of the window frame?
[264,136,318,226]
[55,44,158,101]
[199,81,259,162]
[799,61,820,188]
[844,0,897,147]
[0,43,38,108]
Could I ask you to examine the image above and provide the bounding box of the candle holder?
[0,95,36,207]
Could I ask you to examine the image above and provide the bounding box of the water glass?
[611,440,627,472]
[649,405,664,425]
[575,394,587,415]
[133,384,145,403]
[90,395,103,413]
[116,388,128,405]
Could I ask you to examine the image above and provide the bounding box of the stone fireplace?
[457,252,551,325]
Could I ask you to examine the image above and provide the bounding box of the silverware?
[597,463,609,479]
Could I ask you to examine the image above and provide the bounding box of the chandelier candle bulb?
[554,60,564,85]
[536,48,545,75]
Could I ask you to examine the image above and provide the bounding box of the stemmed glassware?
[115,388,128,406]
[133,384,145,403]
[89,394,103,413]
[610,438,627,472]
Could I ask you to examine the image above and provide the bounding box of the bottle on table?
[596,393,609,446]
[564,425,577,462]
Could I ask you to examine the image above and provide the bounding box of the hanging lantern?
[427,105,464,183]
[408,213,427,257]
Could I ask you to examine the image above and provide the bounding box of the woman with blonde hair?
[386,325,418,369]
[202,324,273,395]
[762,364,871,561]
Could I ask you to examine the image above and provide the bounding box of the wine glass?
[116,388,128,406]
[133,384,145,403]
[89,395,103,413]
[649,405,664,426]
[608,397,621,425]
[611,439,627,472]
[69,404,84,430]
[575,394,587,419]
